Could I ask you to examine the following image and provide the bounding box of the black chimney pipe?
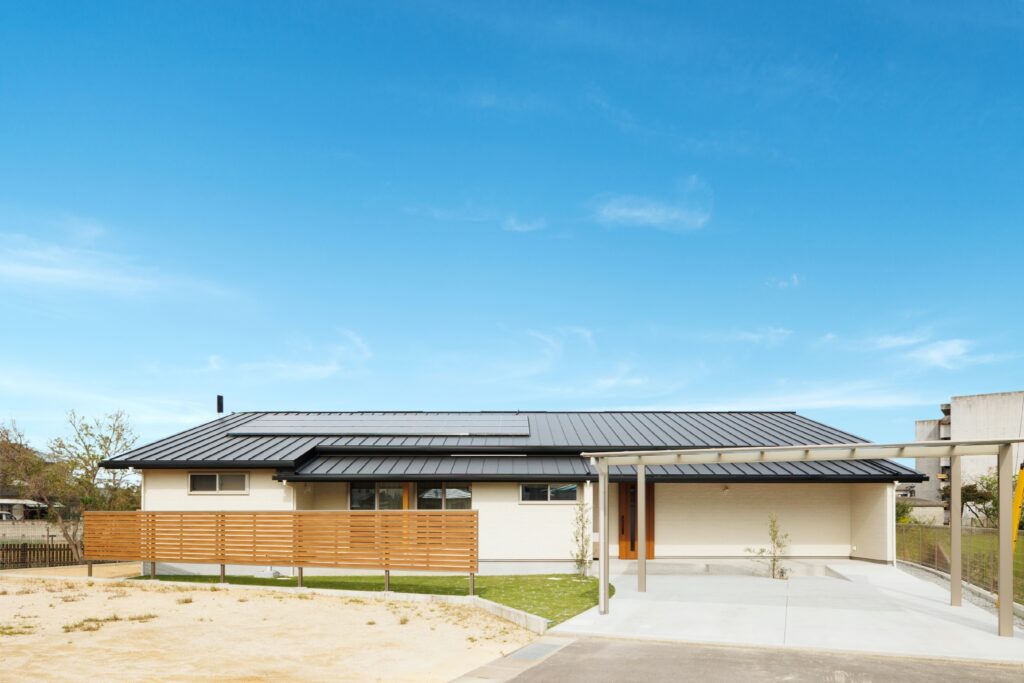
[216,395,224,414]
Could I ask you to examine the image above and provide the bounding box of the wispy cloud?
[664,380,934,412]
[902,339,1003,369]
[242,330,372,382]
[869,333,929,350]
[461,89,551,113]
[704,327,793,346]
[767,274,800,289]
[503,216,546,232]
[592,176,713,232]
[408,204,546,233]
[0,231,226,297]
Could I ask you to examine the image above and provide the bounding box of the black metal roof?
[103,410,871,468]
[277,453,925,483]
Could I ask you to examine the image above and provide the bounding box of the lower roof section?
[274,454,925,483]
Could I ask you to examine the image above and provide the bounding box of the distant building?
[914,391,1024,506]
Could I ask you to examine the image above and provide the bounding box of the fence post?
[219,564,225,583]
[149,561,156,580]
[87,561,93,577]
[297,566,304,588]
[384,569,390,592]
[20,542,27,569]
[469,573,475,596]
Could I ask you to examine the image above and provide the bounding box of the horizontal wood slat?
[84,510,478,573]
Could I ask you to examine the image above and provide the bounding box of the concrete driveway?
[552,560,1024,663]
[509,637,1024,682]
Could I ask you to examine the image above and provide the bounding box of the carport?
[586,438,1024,637]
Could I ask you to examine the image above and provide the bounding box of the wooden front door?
[618,482,654,560]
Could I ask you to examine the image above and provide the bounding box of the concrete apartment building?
[914,391,1024,507]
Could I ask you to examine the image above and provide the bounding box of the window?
[416,481,472,510]
[349,482,411,510]
[520,483,579,503]
[188,472,249,494]
[350,482,376,510]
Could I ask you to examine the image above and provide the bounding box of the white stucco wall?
[140,472,894,567]
[653,483,856,558]
[141,469,295,511]
[474,482,587,562]
[850,482,894,562]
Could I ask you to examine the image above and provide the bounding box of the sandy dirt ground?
[1,562,142,579]
[0,576,534,682]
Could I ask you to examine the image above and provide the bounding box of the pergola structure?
[585,438,1024,637]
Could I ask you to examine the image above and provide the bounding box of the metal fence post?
[469,573,475,596]
[297,566,303,588]
[384,569,390,592]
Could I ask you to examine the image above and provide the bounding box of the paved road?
[510,638,1024,682]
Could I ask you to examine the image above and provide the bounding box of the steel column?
[949,455,962,606]
[997,444,1014,637]
[637,464,646,592]
[598,461,609,614]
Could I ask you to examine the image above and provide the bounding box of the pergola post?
[997,444,1013,637]
[637,464,646,592]
[598,460,610,614]
[949,454,961,606]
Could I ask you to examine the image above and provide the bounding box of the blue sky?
[2,1,1023,449]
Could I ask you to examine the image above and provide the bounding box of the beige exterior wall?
[140,472,894,564]
[475,482,586,562]
[654,483,855,558]
[141,469,296,511]
[850,482,895,562]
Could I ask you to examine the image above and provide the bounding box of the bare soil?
[0,575,534,682]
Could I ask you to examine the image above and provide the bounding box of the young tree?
[746,512,790,579]
[571,497,592,578]
[1,411,140,562]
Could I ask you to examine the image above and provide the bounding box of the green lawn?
[897,525,1024,603]
[138,573,609,625]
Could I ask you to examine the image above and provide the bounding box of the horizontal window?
[350,483,415,510]
[188,472,249,494]
[520,483,579,503]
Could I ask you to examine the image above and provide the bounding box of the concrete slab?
[510,637,1024,683]
[553,560,1024,663]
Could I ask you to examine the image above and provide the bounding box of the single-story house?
[100,411,926,575]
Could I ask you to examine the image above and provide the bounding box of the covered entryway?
[588,438,1024,639]
[618,483,654,560]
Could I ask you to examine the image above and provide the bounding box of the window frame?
[519,482,580,504]
[188,472,250,495]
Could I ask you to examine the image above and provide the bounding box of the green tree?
[941,472,998,527]
[1,411,139,561]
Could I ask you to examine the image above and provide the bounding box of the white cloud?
[593,176,713,232]
[767,274,800,289]
[0,232,226,297]
[870,333,929,350]
[704,327,793,345]
[661,380,933,412]
[902,339,999,369]
[242,330,372,382]
[502,216,546,232]
[594,196,710,231]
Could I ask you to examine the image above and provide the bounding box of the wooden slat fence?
[84,510,478,573]
[0,542,76,569]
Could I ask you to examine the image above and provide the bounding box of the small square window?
[189,474,217,493]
